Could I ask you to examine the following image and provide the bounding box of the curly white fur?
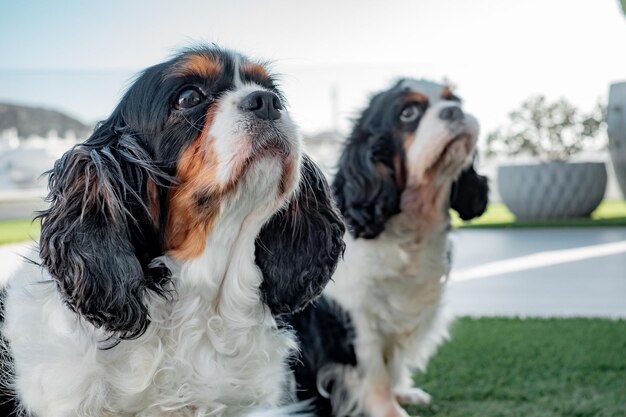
[2,158,301,417]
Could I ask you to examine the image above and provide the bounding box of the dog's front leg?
[389,356,432,406]
[358,344,410,417]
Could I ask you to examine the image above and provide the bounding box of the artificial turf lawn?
[452,200,626,228]
[408,317,626,417]
[0,218,40,245]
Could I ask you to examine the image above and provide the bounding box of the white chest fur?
[3,215,296,417]
[325,213,452,370]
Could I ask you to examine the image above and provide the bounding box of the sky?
[1,0,625,137]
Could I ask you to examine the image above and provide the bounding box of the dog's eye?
[176,87,205,109]
[399,104,421,123]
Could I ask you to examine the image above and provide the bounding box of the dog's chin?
[423,133,476,183]
[250,139,291,163]
[246,118,298,159]
[243,139,300,199]
[235,119,294,165]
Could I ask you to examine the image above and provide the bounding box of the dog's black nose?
[439,106,464,122]
[239,91,283,121]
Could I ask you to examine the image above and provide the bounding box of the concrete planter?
[607,81,626,199]
[498,162,607,220]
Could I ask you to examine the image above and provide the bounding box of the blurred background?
[1,2,625,415]
[1,0,625,193]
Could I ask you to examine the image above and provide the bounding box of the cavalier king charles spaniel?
[287,79,489,417]
[0,45,345,417]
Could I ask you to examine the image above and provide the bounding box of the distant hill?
[0,102,92,139]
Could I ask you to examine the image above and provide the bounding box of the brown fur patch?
[403,132,416,151]
[240,62,269,80]
[400,183,449,226]
[165,114,297,259]
[375,162,389,177]
[375,155,406,190]
[393,153,406,189]
[403,91,428,104]
[169,53,223,79]
[165,109,222,259]
[441,86,453,99]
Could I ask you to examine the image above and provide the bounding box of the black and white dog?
[0,45,345,417]
[289,79,489,417]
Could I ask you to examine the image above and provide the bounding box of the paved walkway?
[448,227,626,318]
[1,228,625,318]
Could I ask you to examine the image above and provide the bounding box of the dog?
[288,79,489,417]
[0,45,345,417]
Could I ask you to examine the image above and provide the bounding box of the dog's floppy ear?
[450,164,489,221]
[256,155,345,316]
[333,94,404,239]
[38,119,170,340]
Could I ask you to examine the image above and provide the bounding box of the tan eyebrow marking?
[168,53,223,79]
[240,62,269,80]
[403,91,429,103]
[441,86,454,99]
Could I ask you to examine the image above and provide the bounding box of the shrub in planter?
[487,96,607,220]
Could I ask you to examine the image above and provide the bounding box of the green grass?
[408,317,626,417]
[0,200,624,245]
[0,218,40,245]
[452,200,626,228]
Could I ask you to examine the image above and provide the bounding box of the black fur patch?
[287,296,357,415]
[257,155,346,316]
[332,88,409,239]
[450,164,489,221]
[37,135,172,340]
[0,290,18,416]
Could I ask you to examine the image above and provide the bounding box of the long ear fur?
[38,124,171,340]
[256,155,345,316]
[0,289,18,417]
[333,130,404,239]
[450,164,489,221]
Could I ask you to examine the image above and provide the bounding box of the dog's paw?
[394,386,432,405]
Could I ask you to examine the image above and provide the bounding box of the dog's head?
[334,79,488,238]
[38,45,344,338]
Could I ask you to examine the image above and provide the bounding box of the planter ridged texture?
[608,81,626,200]
[498,162,607,220]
